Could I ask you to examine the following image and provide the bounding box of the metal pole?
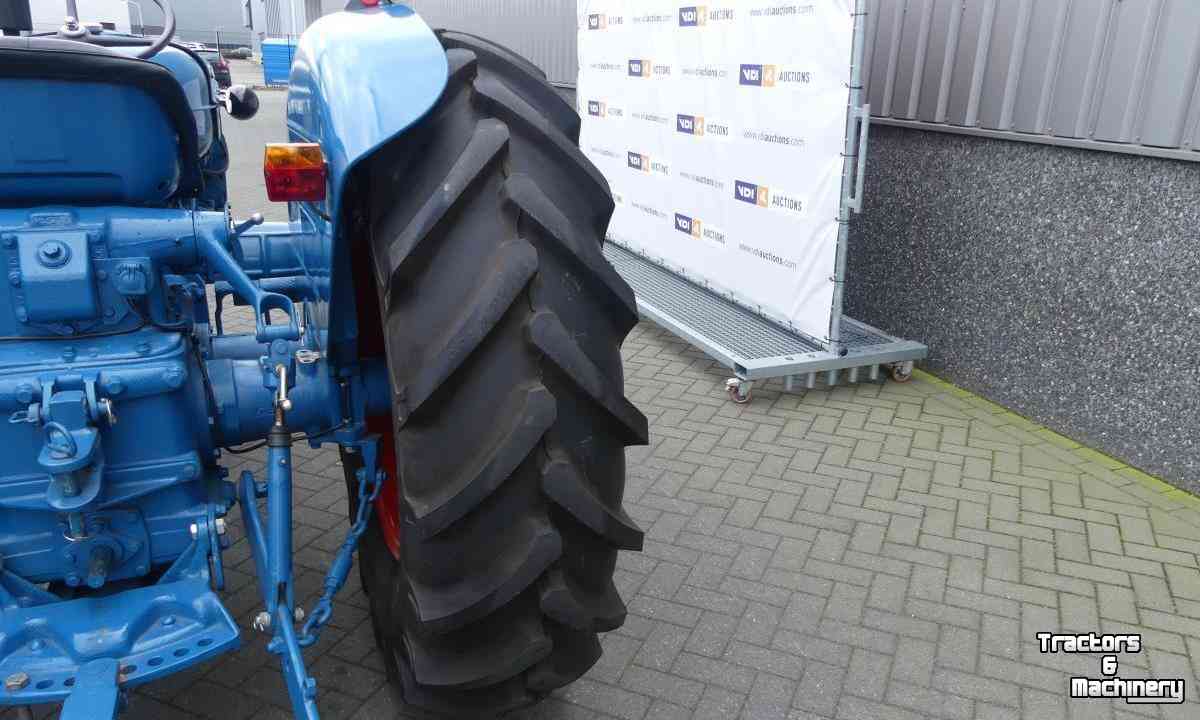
[827,0,869,356]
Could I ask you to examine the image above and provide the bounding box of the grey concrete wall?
[846,125,1199,491]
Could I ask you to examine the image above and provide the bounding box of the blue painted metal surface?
[0,80,181,206]
[0,3,449,717]
[262,38,297,87]
[286,3,448,363]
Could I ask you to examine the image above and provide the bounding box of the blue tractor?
[0,1,647,717]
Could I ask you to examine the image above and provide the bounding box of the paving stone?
[692,686,746,720]
[793,661,846,716]
[559,678,651,720]
[936,626,980,673]
[634,621,692,671]
[725,641,806,680]
[619,665,704,709]
[672,652,758,694]
[845,648,891,701]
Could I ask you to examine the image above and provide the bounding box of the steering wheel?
[136,0,177,59]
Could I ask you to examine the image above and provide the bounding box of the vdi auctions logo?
[627,152,650,172]
[587,14,606,29]
[739,64,777,87]
[587,100,606,117]
[674,213,702,238]
[628,59,652,77]
[679,6,707,26]
[734,180,769,207]
[677,114,706,136]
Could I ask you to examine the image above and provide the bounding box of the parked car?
[197,48,231,88]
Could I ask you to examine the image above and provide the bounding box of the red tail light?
[264,143,327,202]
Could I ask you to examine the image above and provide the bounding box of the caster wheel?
[725,379,752,404]
[889,364,913,383]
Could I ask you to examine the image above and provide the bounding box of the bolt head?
[253,611,271,632]
[162,367,185,389]
[189,523,199,539]
[36,240,69,267]
[215,518,227,535]
[14,384,33,404]
[4,671,29,691]
[294,607,305,623]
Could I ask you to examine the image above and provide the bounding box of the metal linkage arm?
[193,215,300,343]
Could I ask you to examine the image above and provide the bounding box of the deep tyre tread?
[348,37,645,719]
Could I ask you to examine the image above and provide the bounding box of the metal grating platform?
[604,242,927,384]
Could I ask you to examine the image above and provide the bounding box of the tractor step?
[0,578,239,707]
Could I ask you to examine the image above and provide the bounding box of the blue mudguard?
[281,2,449,363]
[287,3,449,222]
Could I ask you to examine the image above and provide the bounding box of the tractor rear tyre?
[343,32,648,718]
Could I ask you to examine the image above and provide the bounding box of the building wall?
[862,0,1200,163]
[29,0,131,33]
[406,0,578,85]
[137,0,251,45]
[845,124,1199,489]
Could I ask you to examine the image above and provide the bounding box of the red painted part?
[366,415,401,560]
[349,208,401,561]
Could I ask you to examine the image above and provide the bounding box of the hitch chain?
[296,463,383,647]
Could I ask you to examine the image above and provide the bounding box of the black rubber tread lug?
[527,311,648,445]
[402,598,552,690]
[409,518,563,634]
[539,452,643,551]
[438,28,547,79]
[443,46,477,81]
[471,73,614,234]
[538,565,629,632]
[502,173,638,330]
[525,624,603,694]
[377,119,511,307]
[401,383,555,537]
[388,240,537,423]
[436,29,581,143]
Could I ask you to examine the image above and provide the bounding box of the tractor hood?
[286,3,450,221]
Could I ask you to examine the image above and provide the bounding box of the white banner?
[577,0,856,344]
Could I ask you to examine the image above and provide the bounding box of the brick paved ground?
[9,93,1199,720]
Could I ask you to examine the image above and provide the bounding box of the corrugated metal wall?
[863,0,1200,161]
[406,0,578,85]
[403,0,1200,161]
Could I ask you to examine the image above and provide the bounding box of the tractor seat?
[0,37,203,207]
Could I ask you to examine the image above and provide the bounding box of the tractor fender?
[287,3,449,220]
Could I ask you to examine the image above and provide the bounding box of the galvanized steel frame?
[599,1,927,391]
